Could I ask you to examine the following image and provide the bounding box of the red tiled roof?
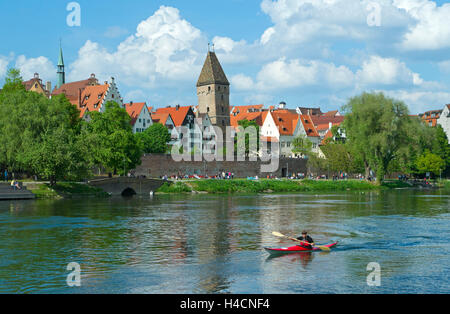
[321,129,333,145]
[22,76,50,97]
[271,111,299,136]
[152,112,171,125]
[323,110,339,117]
[311,115,345,127]
[230,111,268,130]
[78,84,109,116]
[231,105,264,114]
[300,115,320,137]
[154,106,193,126]
[124,102,146,126]
[52,75,99,105]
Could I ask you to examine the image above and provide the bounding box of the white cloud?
[384,89,450,114]
[0,55,11,79]
[394,0,450,50]
[259,0,412,48]
[69,6,206,88]
[235,57,354,91]
[231,74,255,91]
[356,55,423,86]
[15,55,56,82]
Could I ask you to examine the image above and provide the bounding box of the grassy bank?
[28,182,109,199]
[156,179,383,194]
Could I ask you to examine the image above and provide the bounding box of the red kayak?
[265,242,338,255]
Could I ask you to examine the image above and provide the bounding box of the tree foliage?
[136,123,171,154]
[415,151,445,177]
[342,92,412,184]
[84,101,142,175]
[0,69,89,184]
[292,133,313,157]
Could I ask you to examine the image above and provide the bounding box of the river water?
[0,189,449,294]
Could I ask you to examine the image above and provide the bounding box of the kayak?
[265,242,338,255]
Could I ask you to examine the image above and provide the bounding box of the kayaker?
[297,231,315,249]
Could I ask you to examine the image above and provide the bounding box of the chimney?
[176,104,180,110]
[329,122,332,129]
[46,81,52,93]
[130,101,133,106]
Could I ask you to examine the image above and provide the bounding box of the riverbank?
[26,182,109,199]
[155,179,414,194]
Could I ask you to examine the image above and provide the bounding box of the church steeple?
[57,42,65,89]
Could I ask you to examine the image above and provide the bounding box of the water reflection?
[266,252,315,269]
[0,189,449,293]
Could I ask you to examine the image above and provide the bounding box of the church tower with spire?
[196,47,230,129]
[57,44,65,89]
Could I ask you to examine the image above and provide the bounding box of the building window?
[139,119,141,123]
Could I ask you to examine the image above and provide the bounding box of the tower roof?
[196,51,229,87]
[58,46,64,66]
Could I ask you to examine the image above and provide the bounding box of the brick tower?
[196,49,231,130]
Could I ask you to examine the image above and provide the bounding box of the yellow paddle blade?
[272,231,286,238]
[316,245,331,251]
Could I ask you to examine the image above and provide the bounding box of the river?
[0,189,449,294]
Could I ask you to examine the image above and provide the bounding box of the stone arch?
[121,187,137,197]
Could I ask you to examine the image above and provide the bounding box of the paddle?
[272,231,331,251]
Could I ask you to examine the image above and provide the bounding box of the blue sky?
[1,0,450,114]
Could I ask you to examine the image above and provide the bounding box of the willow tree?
[342,92,411,184]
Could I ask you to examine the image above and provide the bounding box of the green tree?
[84,101,142,175]
[1,68,25,94]
[136,123,171,154]
[432,125,450,174]
[321,142,364,174]
[0,69,89,182]
[292,133,313,157]
[342,92,412,184]
[235,119,260,157]
[415,151,445,178]
[28,127,90,185]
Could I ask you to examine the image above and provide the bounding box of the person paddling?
[296,231,315,249]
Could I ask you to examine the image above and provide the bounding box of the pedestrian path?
[0,182,35,200]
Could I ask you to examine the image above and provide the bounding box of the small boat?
[265,242,338,255]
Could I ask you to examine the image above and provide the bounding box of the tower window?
[208,86,211,92]
[207,107,210,112]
